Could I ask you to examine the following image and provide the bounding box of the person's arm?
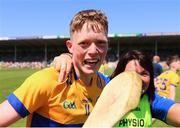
[166,103,180,126]
[53,53,73,83]
[151,93,180,126]
[0,100,21,126]
[169,85,176,100]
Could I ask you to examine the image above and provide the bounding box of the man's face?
[67,23,108,77]
[172,60,180,71]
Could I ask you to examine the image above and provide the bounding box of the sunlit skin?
[124,60,150,94]
[66,23,108,85]
[171,60,180,72]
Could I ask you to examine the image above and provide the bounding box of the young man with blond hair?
[0,9,109,127]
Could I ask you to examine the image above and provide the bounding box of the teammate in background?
[99,59,109,76]
[154,55,180,100]
[153,55,163,78]
[53,50,180,126]
[0,9,110,127]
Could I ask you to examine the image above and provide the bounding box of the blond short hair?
[69,9,108,36]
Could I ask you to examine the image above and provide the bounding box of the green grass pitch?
[0,68,179,127]
[0,68,38,127]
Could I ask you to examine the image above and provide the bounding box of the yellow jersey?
[7,67,108,127]
[154,70,180,98]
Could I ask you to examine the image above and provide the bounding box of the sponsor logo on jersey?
[63,100,77,109]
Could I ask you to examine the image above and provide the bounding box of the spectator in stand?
[153,55,163,78]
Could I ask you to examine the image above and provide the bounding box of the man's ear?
[66,40,73,54]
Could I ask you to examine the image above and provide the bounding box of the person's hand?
[53,53,73,83]
[124,59,139,72]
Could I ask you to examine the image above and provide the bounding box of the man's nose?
[87,43,98,54]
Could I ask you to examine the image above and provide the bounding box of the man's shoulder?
[163,70,178,77]
[26,67,59,87]
[168,70,179,76]
[31,67,58,79]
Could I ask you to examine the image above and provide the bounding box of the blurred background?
[0,0,179,127]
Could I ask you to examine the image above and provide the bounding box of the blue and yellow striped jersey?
[7,67,109,127]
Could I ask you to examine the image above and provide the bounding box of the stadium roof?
[0,32,180,41]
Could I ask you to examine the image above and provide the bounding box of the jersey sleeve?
[7,67,58,117]
[151,93,175,122]
[170,73,180,87]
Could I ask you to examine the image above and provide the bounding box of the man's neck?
[74,68,94,86]
[80,76,93,86]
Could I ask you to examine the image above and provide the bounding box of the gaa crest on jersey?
[63,100,77,109]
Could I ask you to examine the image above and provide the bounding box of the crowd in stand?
[0,54,177,72]
[0,61,48,69]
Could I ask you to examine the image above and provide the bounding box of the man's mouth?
[84,59,99,65]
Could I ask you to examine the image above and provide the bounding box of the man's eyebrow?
[95,39,108,43]
[79,39,107,43]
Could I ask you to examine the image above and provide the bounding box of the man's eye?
[79,42,86,45]
[96,41,107,48]
[98,41,107,45]
[79,42,89,47]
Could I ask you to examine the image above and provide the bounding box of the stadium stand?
[0,32,180,69]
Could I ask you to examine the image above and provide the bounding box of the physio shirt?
[115,94,152,127]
